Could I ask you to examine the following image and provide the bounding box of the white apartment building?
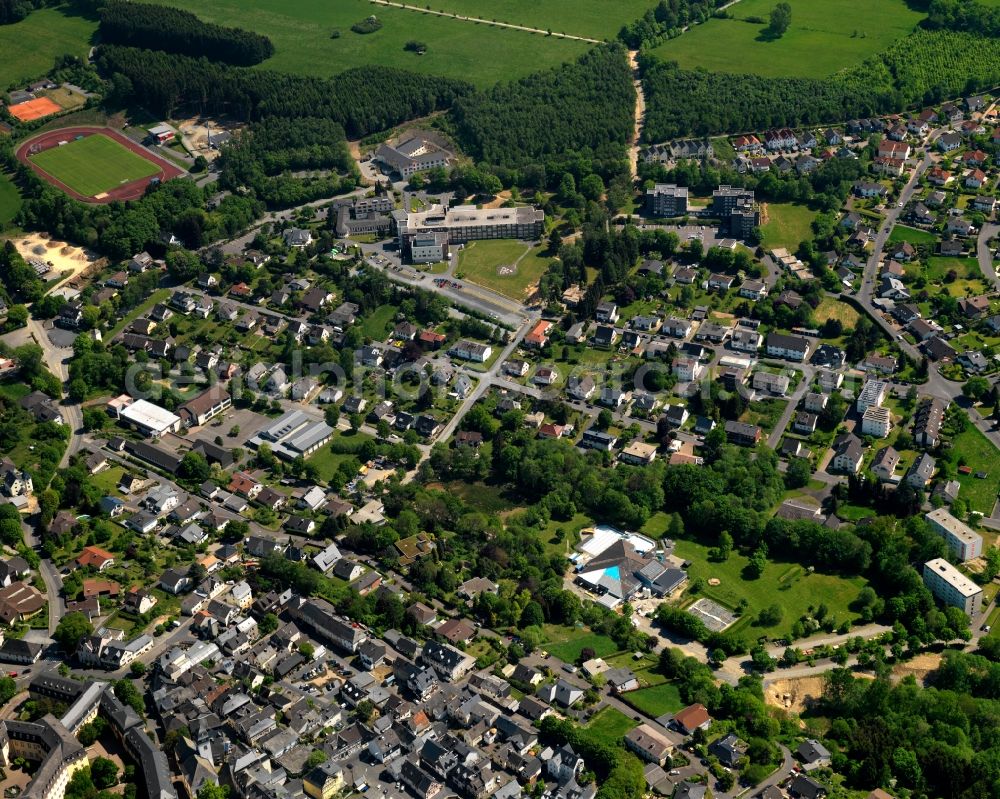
[925,508,983,562]
[861,406,891,438]
[923,558,982,615]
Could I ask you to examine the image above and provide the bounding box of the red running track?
[15,126,185,204]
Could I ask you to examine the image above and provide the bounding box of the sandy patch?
[11,232,103,293]
[173,114,244,162]
[766,676,826,714]
[892,652,942,684]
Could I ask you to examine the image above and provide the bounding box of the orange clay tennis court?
[7,97,62,122]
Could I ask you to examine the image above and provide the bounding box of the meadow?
[0,6,97,86]
[29,134,160,197]
[0,173,21,227]
[420,0,652,40]
[888,224,937,245]
[760,202,817,250]
[159,0,589,87]
[650,0,924,78]
[457,239,552,300]
[673,538,867,642]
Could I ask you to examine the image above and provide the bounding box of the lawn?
[308,430,373,483]
[584,707,637,740]
[29,134,160,198]
[0,5,97,86]
[814,297,860,329]
[760,202,817,251]
[650,0,924,78]
[107,288,171,339]
[951,423,1000,516]
[923,256,981,282]
[620,682,684,717]
[360,304,398,340]
[159,0,589,87]
[0,173,21,227]
[888,224,937,245]
[543,624,618,663]
[673,538,868,642]
[457,240,550,300]
[90,465,126,497]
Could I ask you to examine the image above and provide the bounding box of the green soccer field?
[651,0,925,78]
[28,134,160,198]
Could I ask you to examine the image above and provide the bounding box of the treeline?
[619,0,731,49]
[218,117,359,208]
[98,0,274,66]
[641,29,1000,139]
[0,0,51,25]
[926,0,1000,36]
[449,45,634,172]
[0,240,46,303]
[96,45,471,138]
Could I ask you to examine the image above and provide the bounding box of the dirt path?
[367,0,602,43]
[628,50,645,180]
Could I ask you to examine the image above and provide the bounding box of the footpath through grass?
[457,239,551,300]
[160,0,589,87]
[29,134,160,198]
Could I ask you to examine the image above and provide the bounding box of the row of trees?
[640,29,1000,139]
[98,0,274,66]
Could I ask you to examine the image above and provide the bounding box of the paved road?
[977,222,1000,289]
[765,366,813,450]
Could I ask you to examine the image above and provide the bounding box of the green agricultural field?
[651,0,924,78]
[584,707,637,740]
[621,682,684,717]
[760,202,817,250]
[814,297,860,329]
[0,6,97,86]
[159,0,589,87]
[888,224,937,244]
[29,134,160,198]
[423,0,651,40]
[951,423,1000,516]
[674,538,867,641]
[0,173,21,227]
[457,240,551,300]
[543,624,618,663]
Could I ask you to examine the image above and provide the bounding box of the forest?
[95,45,471,139]
[926,0,1000,36]
[98,0,274,66]
[820,664,1000,798]
[641,29,1000,139]
[216,117,359,209]
[448,45,634,173]
[0,0,52,25]
[618,0,732,49]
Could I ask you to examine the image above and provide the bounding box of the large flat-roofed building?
[374,137,453,178]
[408,231,450,264]
[925,508,983,562]
[712,185,759,239]
[113,398,181,437]
[248,409,333,460]
[646,184,688,217]
[923,558,982,615]
[393,203,544,253]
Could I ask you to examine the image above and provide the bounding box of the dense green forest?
[98,0,274,66]
[95,45,471,138]
[821,662,1000,798]
[926,0,1000,36]
[641,29,1000,139]
[449,45,634,172]
[618,0,731,49]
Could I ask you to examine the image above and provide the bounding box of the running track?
[15,126,185,204]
